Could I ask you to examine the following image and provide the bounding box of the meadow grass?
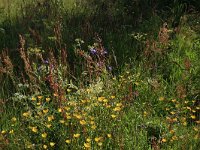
[0,1,200,150]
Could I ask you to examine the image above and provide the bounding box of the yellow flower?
[80,120,87,125]
[111,114,117,118]
[98,97,105,102]
[22,112,30,117]
[172,136,178,140]
[143,111,148,117]
[9,130,14,134]
[107,134,112,138]
[98,142,103,146]
[46,97,51,102]
[32,127,38,133]
[67,115,71,119]
[103,99,108,103]
[65,139,71,144]
[86,138,91,142]
[58,108,62,112]
[48,115,54,121]
[95,137,102,142]
[193,127,198,132]
[110,96,115,99]
[37,102,41,106]
[43,109,49,114]
[159,97,164,101]
[50,142,55,147]
[43,145,47,149]
[84,142,91,148]
[113,107,121,111]
[42,133,47,138]
[196,107,200,110]
[90,121,95,125]
[38,96,43,99]
[135,82,139,86]
[170,111,176,115]
[31,97,36,101]
[59,120,65,124]
[183,122,187,126]
[67,89,71,92]
[170,130,175,134]
[187,107,191,111]
[64,106,70,111]
[161,138,167,143]
[91,125,97,130]
[191,115,196,119]
[171,99,176,103]
[11,117,17,122]
[46,124,52,128]
[1,130,6,134]
[73,134,80,138]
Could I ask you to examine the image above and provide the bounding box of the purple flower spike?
[43,60,49,64]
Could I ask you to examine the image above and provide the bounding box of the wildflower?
[31,97,36,101]
[172,136,178,140]
[103,99,108,103]
[67,115,71,119]
[50,142,55,147]
[1,130,6,134]
[73,134,80,138]
[143,111,148,117]
[46,97,51,102]
[91,125,97,130]
[65,139,71,144]
[9,130,14,134]
[46,124,52,128]
[113,107,121,111]
[32,127,38,133]
[64,106,70,111]
[187,107,191,111]
[43,109,49,114]
[37,102,41,106]
[98,97,105,102]
[86,138,91,142]
[191,115,196,119]
[43,145,47,149]
[193,127,198,131]
[170,111,176,115]
[80,120,87,125]
[67,89,71,92]
[165,108,170,111]
[171,99,176,103]
[183,122,187,126]
[95,137,102,142]
[116,103,122,107]
[42,133,47,138]
[107,134,112,138]
[98,142,103,146]
[11,117,17,122]
[196,107,200,110]
[161,138,167,143]
[170,130,175,134]
[84,142,91,148]
[159,97,164,101]
[135,82,139,86]
[38,96,43,99]
[60,120,65,124]
[48,115,54,121]
[90,48,97,55]
[53,93,58,97]
[110,96,115,99]
[58,108,62,112]
[22,112,30,117]
[111,114,117,118]
[90,121,95,125]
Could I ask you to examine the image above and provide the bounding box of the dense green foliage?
[0,0,200,149]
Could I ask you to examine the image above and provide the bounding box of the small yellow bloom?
[84,142,91,148]
[42,133,47,138]
[143,111,148,117]
[32,127,38,133]
[135,82,139,86]
[196,107,200,110]
[172,136,178,140]
[103,99,108,103]
[46,124,52,128]
[43,109,49,114]
[48,115,54,121]
[162,138,167,143]
[58,108,62,112]
[73,134,80,138]
[170,111,176,115]
[46,97,51,102]
[95,137,102,142]
[31,97,36,101]
[59,120,65,124]
[165,108,170,111]
[37,102,41,106]
[193,127,198,132]
[1,130,6,134]
[98,97,105,102]
[50,142,55,147]
[191,115,196,119]
[38,96,43,99]
[110,96,115,99]
[43,145,47,149]
[171,99,176,103]
[67,115,71,119]
[113,107,121,111]
[107,134,112,138]
[183,122,187,126]
[116,103,122,107]
[90,121,95,125]
[9,130,14,134]
[80,120,87,125]
[111,114,117,118]
[86,138,91,142]
[11,117,17,122]
[159,97,164,101]
[65,139,71,144]
[91,125,97,130]
[170,130,175,134]
[98,142,103,146]
[67,89,71,92]
[53,93,58,97]
[22,112,30,117]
